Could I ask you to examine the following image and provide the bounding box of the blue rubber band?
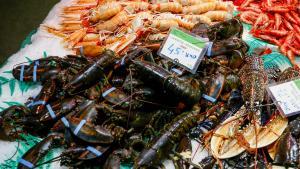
[46,104,56,119]
[102,87,116,97]
[206,42,213,57]
[27,100,46,107]
[20,65,25,81]
[74,119,86,135]
[202,94,217,103]
[171,68,183,75]
[33,61,39,82]
[121,56,126,65]
[86,146,102,157]
[61,117,70,128]
[18,158,34,168]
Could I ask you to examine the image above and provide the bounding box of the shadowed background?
[0,0,59,65]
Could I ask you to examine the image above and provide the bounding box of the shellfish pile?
[45,0,234,57]
[1,18,300,168]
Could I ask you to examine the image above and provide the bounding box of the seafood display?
[235,0,300,64]
[2,17,300,169]
[45,0,234,57]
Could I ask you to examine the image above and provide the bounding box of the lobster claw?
[0,105,31,140]
[69,117,114,144]
[38,96,84,123]
[63,50,117,95]
[64,145,110,161]
[12,56,62,83]
[17,133,64,169]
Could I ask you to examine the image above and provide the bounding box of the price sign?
[158,27,209,73]
[267,78,300,117]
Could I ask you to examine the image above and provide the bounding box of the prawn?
[151,19,179,31]
[183,2,216,14]
[176,0,216,6]
[183,14,212,25]
[65,28,87,48]
[96,10,129,31]
[204,10,231,21]
[89,2,122,23]
[151,2,183,13]
[122,1,150,12]
[215,1,234,11]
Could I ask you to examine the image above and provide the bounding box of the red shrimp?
[289,45,300,55]
[238,7,262,13]
[241,0,254,8]
[284,13,298,24]
[280,32,295,55]
[283,19,294,30]
[293,24,300,33]
[295,33,300,43]
[264,6,292,12]
[252,33,280,46]
[290,11,300,25]
[256,29,289,37]
[239,11,259,24]
[274,13,282,30]
[287,50,295,65]
[253,13,268,29]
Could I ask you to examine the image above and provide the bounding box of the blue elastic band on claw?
[46,104,56,119]
[18,158,34,168]
[61,117,70,128]
[33,61,39,82]
[121,56,126,65]
[206,42,213,57]
[87,146,102,157]
[20,65,25,81]
[202,94,217,103]
[27,100,46,107]
[74,119,86,135]
[102,87,116,97]
[171,68,183,75]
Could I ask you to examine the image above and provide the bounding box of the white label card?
[267,78,300,117]
[158,28,209,74]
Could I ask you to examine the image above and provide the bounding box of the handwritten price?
[167,43,197,59]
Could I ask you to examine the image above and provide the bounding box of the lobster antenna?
[126,68,134,128]
[34,155,63,168]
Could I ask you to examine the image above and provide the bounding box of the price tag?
[267,78,300,117]
[158,27,209,74]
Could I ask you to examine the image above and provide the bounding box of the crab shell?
[211,114,288,159]
[211,116,246,159]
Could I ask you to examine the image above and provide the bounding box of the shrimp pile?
[236,0,300,65]
[45,0,233,57]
